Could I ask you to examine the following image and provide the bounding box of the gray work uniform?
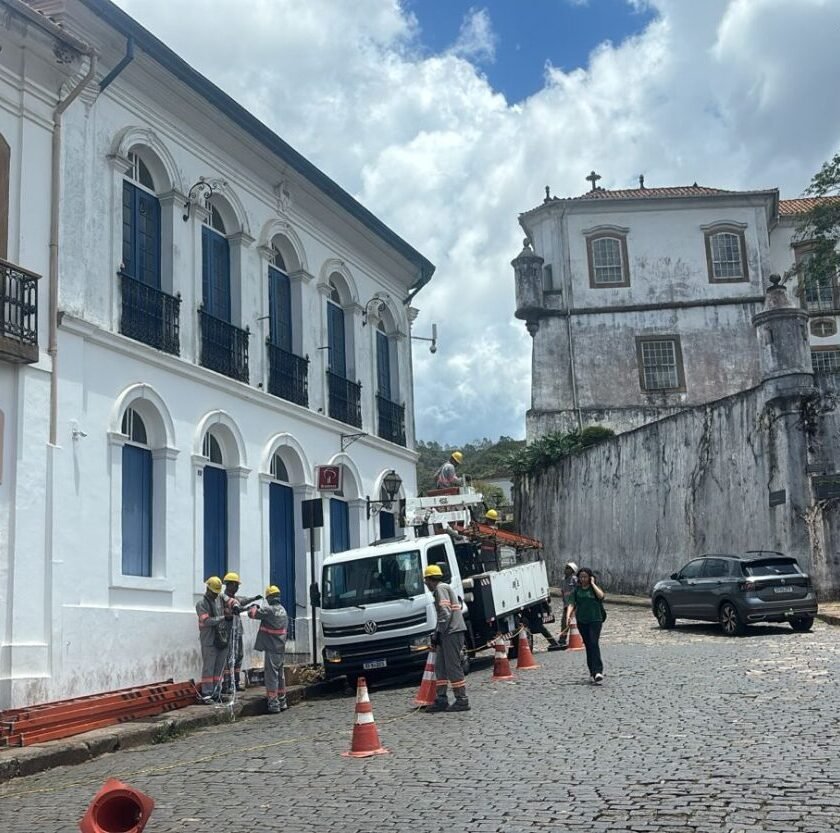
[432,582,467,690]
[435,461,461,489]
[249,599,288,712]
[222,592,246,690]
[196,592,227,698]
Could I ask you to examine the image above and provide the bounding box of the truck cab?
[319,535,462,680]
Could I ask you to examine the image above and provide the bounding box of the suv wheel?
[719,602,745,636]
[654,598,676,629]
[790,615,814,632]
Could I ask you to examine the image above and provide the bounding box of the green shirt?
[570,586,603,625]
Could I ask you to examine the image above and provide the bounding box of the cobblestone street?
[1,605,838,833]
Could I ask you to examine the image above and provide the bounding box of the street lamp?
[366,470,402,518]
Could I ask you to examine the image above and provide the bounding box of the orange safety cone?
[413,650,438,706]
[490,636,515,681]
[79,778,154,833]
[341,676,389,758]
[516,630,541,670]
[567,613,585,651]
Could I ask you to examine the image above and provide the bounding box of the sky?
[114,0,840,445]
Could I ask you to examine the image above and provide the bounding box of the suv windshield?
[322,550,424,609]
[744,560,799,577]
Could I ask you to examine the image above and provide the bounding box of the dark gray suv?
[651,552,818,636]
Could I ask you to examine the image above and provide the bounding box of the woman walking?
[565,567,606,684]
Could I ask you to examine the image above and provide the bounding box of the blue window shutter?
[379,510,395,541]
[203,466,228,578]
[122,445,153,576]
[202,227,231,321]
[376,330,391,400]
[269,482,296,638]
[269,266,292,351]
[122,182,161,287]
[327,302,346,377]
[330,498,350,554]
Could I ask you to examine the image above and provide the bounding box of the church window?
[810,319,837,338]
[811,348,840,374]
[586,231,630,287]
[705,226,748,282]
[636,336,685,392]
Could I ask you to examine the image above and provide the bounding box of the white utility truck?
[316,490,552,682]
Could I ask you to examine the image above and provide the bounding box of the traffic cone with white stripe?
[413,650,438,706]
[567,613,584,651]
[516,629,540,670]
[490,636,515,681]
[342,676,389,758]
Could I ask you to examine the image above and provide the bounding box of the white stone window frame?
[702,221,749,284]
[108,384,179,592]
[811,347,840,374]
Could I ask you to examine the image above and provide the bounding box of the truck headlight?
[324,648,342,663]
[409,634,431,652]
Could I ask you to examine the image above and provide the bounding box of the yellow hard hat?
[485,509,499,522]
[206,576,223,593]
[265,585,281,597]
[451,451,463,464]
[423,564,443,579]
[223,572,241,584]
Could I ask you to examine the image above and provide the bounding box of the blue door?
[122,444,153,576]
[379,510,395,541]
[376,330,391,400]
[203,466,228,578]
[202,225,231,321]
[327,302,346,377]
[122,182,161,287]
[269,482,296,638]
[330,498,350,553]
[268,265,292,351]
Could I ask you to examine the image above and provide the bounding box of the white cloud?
[114,0,840,444]
[450,7,497,63]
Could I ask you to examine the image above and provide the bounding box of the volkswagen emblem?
[364,620,378,635]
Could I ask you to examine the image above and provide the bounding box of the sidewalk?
[0,677,341,784]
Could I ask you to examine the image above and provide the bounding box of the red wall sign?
[317,465,342,491]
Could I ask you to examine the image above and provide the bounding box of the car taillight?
[738,580,755,592]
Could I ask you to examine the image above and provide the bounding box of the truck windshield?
[322,550,424,609]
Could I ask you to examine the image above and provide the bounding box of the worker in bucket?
[484,508,499,527]
[221,572,261,692]
[196,576,232,702]
[423,564,470,712]
[435,450,464,489]
[247,585,288,713]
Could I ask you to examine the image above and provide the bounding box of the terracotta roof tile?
[778,197,840,216]
[571,184,737,201]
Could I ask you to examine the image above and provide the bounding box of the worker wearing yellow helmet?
[247,584,289,713]
[435,450,464,489]
[422,563,470,712]
[485,508,499,527]
[221,572,262,693]
[195,577,231,702]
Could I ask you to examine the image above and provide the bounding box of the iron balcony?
[119,272,180,356]
[0,258,39,364]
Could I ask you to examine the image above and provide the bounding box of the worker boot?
[547,637,563,652]
[425,689,450,713]
[447,690,470,712]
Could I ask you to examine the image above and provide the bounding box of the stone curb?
[0,678,342,784]
[816,611,840,627]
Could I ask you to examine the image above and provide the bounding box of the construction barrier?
[515,630,540,671]
[342,677,389,758]
[490,636,515,681]
[78,778,154,833]
[413,650,438,706]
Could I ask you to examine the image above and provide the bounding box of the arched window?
[121,407,153,576]
[376,321,392,401]
[327,281,346,377]
[585,229,630,287]
[704,225,748,282]
[268,451,295,636]
[268,245,292,352]
[202,429,228,578]
[122,150,161,287]
[202,203,231,321]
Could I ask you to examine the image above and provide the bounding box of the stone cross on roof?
[586,170,602,191]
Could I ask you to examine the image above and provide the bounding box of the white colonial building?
[0,0,434,708]
[514,175,837,439]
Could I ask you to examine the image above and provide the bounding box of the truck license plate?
[363,659,387,670]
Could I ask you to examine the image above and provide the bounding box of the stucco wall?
[517,383,840,600]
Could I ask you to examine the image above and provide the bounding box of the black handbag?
[598,597,607,623]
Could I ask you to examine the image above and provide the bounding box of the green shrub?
[507,425,615,476]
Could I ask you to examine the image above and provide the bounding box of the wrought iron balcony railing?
[119,272,180,356]
[198,307,250,383]
[377,394,406,447]
[0,258,39,364]
[327,370,362,428]
[267,342,309,408]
